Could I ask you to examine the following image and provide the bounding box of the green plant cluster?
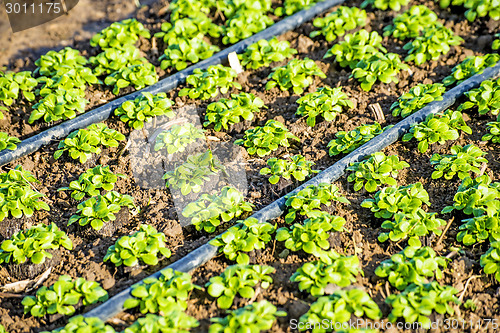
[483,120,500,143]
[54,123,126,163]
[310,6,367,42]
[104,62,158,95]
[0,70,37,117]
[352,52,409,91]
[481,241,500,282]
[239,37,297,70]
[430,144,488,180]
[375,245,448,290]
[402,109,472,153]
[160,38,220,71]
[204,92,266,131]
[235,119,298,157]
[260,154,319,184]
[296,86,353,127]
[284,183,350,223]
[457,214,500,245]
[222,9,274,45]
[210,217,276,265]
[163,150,226,195]
[291,250,362,296]
[154,123,205,154]
[206,264,274,309]
[22,275,108,317]
[124,313,199,333]
[459,78,500,115]
[327,122,385,156]
[169,0,211,20]
[266,58,326,94]
[347,152,410,192]
[0,132,21,152]
[443,53,500,86]
[90,18,150,50]
[104,224,172,267]
[391,83,446,118]
[0,223,72,265]
[182,186,254,233]
[68,191,136,231]
[179,65,241,100]
[383,5,438,40]
[494,33,500,50]
[438,0,500,21]
[89,45,143,76]
[114,92,175,129]
[42,316,115,333]
[361,0,409,11]
[58,165,126,201]
[209,300,286,333]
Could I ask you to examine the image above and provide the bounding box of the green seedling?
[351,52,409,91]
[154,123,205,154]
[160,37,220,71]
[90,18,150,50]
[383,5,438,40]
[494,33,500,50]
[155,15,220,46]
[216,0,273,19]
[124,313,199,333]
[310,6,367,42]
[391,83,446,118]
[0,132,20,152]
[457,214,500,245]
[29,84,87,123]
[327,122,385,156]
[430,144,488,180]
[179,64,241,100]
[90,45,143,76]
[104,62,158,95]
[0,70,37,115]
[480,241,500,282]
[239,37,297,70]
[266,58,326,94]
[443,53,500,86]
[170,0,213,20]
[483,120,500,143]
[260,154,319,184]
[115,92,174,129]
[361,0,409,11]
[41,316,115,333]
[438,0,500,21]
[35,47,88,77]
[275,0,319,16]
[459,78,500,115]
[222,9,274,45]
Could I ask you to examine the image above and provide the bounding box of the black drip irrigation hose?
[82,62,500,322]
[0,0,345,168]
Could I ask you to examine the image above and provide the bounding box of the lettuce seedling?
[352,52,409,91]
[376,246,448,290]
[209,300,286,333]
[483,120,500,143]
[404,25,463,65]
[291,250,361,296]
[234,119,298,157]
[216,0,272,19]
[402,109,472,153]
[239,37,297,70]
[275,0,320,16]
[260,154,319,184]
[41,316,115,333]
[210,217,276,265]
[457,214,500,245]
[361,182,430,219]
[68,191,136,231]
[35,47,87,77]
[480,241,500,282]
[123,268,200,313]
[386,282,460,329]
[0,132,20,152]
[361,0,409,11]
[430,144,488,180]
[0,70,37,115]
[54,123,126,163]
[179,65,241,100]
[347,152,410,192]
[439,0,500,21]
[459,78,500,115]
[327,122,385,156]
[29,85,87,123]
[124,313,199,333]
[115,92,174,129]
[296,86,353,127]
[104,62,158,95]
[383,5,438,40]
[222,9,274,45]
[266,58,326,94]
[160,37,220,71]
[155,15,220,46]
[22,275,108,317]
[90,18,150,50]
[284,183,350,223]
[204,92,266,131]
[391,83,446,118]
[163,150,226,195]
[310,6,367,42]
[0,223,72,265]
[494,33,500,50]
[443,53,500,86]
[154,123,205,154]
[206,264,274,309]
[90,45,143,76]
[169,0,213,20]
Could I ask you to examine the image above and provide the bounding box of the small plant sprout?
[404,25,463,65]
[402,109,472,153]
[284,183,350,223]
[206,264,274,309]
[299,289,382,332]
[41,316,115,333]
[275,0,319,16]
[265,58,326,94]
[104,62,158,95]
[463,299,477,311]
[0,70,37,115]
[386,282,460,329]
[54,123,126,163]
[391,83,446,118]
[209,300,286,333]
[0,132,21,152]
[34,47,91,79]
[375,245,448,290]
[296,86,353,127]
[90,18,150,50]
[328,122,385,156]
[310,6,367,42]
[238,37,297,70]
[483,120,500,143]
[209,217,276,265]
[159,37,220,71]
[351,52,409,91]
[114,92,174,129]
[438,0,500,21]
[457,214,500,245]
[347,152,410,192]
[234,119,298,157]
[155,16,220,46]
[383,5,438,40]
[104,224,172,267]
[68,191,136,231]
[179,64,241,100]
[222,10,274,45]
[430,144,488,180]
[443,54,500,86]
[163,150,226,195]
[459,78,500,115]
[90,45,143,76]
[260,154,319,184]
[154,123,205,154]
[58,165,126,201]
[0,223,72,265]
[204,92,266,131]
[22,275,108,317]
[291,250,362,296]
[124,313,199,333]
[494,33,500,50]
[182,186,254,233]
[123,268,200,313]
[480,241,500,282]
[361,0,409,11]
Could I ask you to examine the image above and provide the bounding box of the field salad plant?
[459,78,500,115]
[361,0,409,11]
[430,144,488,180]
[275,0,319,16]
[266,58,326,94]
[159,37,220,71]
[41,316,115,333]
[0,70,37,116]
[154,123,205,154]
[155,16,220,46]
[310,6,367,42]
[222,10,274,45]
[457,214,500,245]
[480,241,500,282]
[438,0,500,21]
[483,120,500,143]
[29,85,87,124]
[328,122,385,156]
[114,92,174,129]
[90,18,150,50]
[90,45,143,76]
[239,37,297,70]
[260,154,319,184]
[351,52,409,91]
[124,313,199,333]
[443,53,500,86]
[104,62,158,95]
[391,83,446,118]
[383,5,438,40]
[179,65,241,100]
[0,132,20,152]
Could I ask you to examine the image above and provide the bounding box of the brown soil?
[0,0,499,332]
